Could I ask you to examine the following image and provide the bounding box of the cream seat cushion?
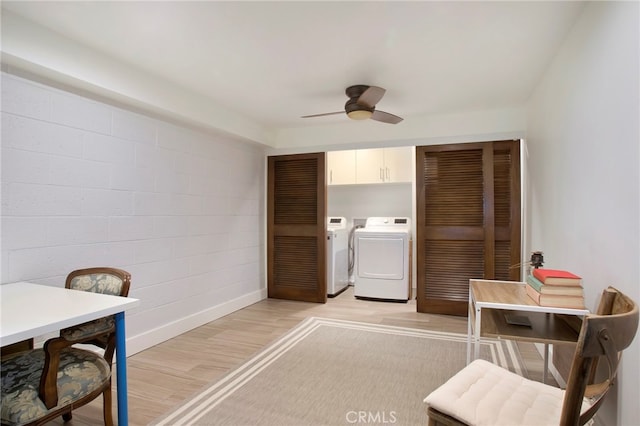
[424,359,592,426]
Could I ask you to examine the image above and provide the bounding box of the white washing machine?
[327,217,349,297]
[354,217,411,301]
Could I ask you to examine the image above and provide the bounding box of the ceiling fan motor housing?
[345,98,374,115]
[345,84,375,119]
[345,84,370,99]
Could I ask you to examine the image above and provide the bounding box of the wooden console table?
[467,279,589,383]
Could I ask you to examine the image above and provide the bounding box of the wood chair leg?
[103,383,114,426]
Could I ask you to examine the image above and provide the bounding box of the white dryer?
[327,217,349,297]
[354,217,411,301]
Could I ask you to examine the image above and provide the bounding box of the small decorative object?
[504,313,532,327]
[530,251,544,269]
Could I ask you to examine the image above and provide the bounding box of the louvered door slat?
[494,240,512,281]
[416,141,521,315]
[268,153,326,303]
[494,149,512,227]
[274,158,318,225]
[424,150,484,227]
[423,240,484,302]
[494,144,521,281]
[274,236,318,289]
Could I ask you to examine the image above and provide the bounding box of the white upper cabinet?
[383,147,413,183]
[327,147,413,185]
[355,147,413,184]
[355,149,385,184]
[327,150,356,185]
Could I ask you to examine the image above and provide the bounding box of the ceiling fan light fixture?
[347,109,373,120]
[302,84,403,124]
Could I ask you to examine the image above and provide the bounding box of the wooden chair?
[424,286,639,426]
[1,267,131,426]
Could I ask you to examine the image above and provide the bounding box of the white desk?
[1,282,140,425]
[468,279,589,383]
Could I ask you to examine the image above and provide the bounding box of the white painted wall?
[0,72,267,355]
[328,183,413,224]
[1,10,273,146]
[526,2,639,424]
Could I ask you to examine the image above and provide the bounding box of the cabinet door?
[355,148,384,184]
[383,147,413,183]
[327,150,356,185]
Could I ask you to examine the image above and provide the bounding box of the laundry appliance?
[327,217,349,297]
[354,217,412,301]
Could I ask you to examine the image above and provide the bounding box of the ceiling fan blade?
[301,111,345,118]
[371,110,403,124]
[357,86,386,108]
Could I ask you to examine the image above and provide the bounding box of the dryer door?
[356,235,405,280]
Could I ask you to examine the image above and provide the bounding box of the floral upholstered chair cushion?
[60,273,124,341]
[68,273,124,296]
[0,348,110,426]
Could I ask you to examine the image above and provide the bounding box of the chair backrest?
[65,266,131,297]
[61,267,131,361]
[561,286,639,425]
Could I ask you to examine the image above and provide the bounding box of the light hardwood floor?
[46,287,553,425]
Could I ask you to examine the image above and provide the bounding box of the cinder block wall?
[1,72,266,353]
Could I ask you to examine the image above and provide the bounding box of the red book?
[532,268,582,286]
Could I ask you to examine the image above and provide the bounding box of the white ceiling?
[1,1,585,146]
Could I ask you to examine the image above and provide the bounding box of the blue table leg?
[115,312,129,426]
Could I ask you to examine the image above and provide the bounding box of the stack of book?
[526,268,585,309]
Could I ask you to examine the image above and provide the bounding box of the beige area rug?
[153,317,524,426]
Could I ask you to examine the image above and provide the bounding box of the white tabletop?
[0,282,140,346]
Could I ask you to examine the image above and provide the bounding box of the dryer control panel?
[364,217,411,229]
[327,217,347,230]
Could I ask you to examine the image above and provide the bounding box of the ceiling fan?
[302,85,403,124]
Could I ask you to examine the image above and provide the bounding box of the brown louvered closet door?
[416,141,520,315]
[267,153,327,303]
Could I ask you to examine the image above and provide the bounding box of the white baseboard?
[125,288,268,356]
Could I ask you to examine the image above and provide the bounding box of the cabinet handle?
[380,167,383,181]
[386,167,390,181]
[330,170,333,184]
